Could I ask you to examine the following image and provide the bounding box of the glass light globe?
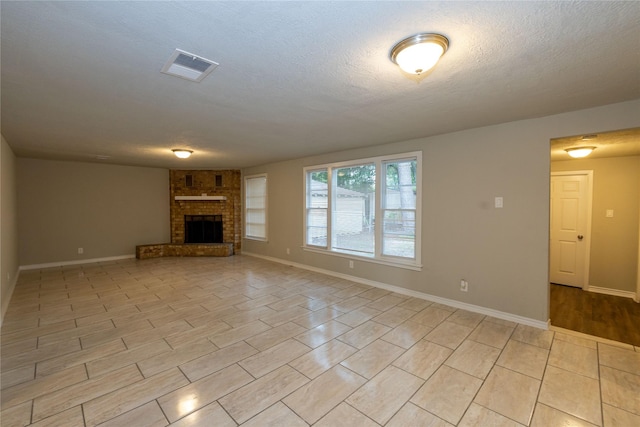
[395,42,445,75]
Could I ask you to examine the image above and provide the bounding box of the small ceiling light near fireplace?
[172,149,193,159]
[565,146,596,158]
[390,33,449,75]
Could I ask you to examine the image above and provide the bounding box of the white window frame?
[305,168,330,249]
[244,173,268,241]
[303,151,422,270]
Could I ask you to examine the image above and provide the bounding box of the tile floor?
[1,256,639,426]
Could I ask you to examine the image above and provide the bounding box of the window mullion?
[414,154,422,263]
[375,159,383,259]
[327,167,334,250]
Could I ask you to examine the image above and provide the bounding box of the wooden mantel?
[174,195,227,201]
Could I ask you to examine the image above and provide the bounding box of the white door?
[549,172,592,288]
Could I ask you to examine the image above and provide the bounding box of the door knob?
[577,235,584,240]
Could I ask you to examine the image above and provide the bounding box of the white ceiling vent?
[161,49,219,82]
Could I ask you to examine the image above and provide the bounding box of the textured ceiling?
[550,127,640,162]
[2,1,639,169]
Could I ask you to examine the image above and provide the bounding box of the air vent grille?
[174,53,212,73]
[161,49,219,82]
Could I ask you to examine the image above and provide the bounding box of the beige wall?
[551,156,640,292]
[243,100,640,323]
[1,135,19,324]
[17,159,170,266]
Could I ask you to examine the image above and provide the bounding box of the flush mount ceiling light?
[390,33,449,75]
[172,149,193,159]
[565,146,596,158]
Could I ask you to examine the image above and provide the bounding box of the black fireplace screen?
[184,215,223,243]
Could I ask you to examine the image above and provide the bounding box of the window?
[304,152,421,269]
[306,169,328,247]
[332,163,375,255]
[382,158,417,258]
[244,174,267,240]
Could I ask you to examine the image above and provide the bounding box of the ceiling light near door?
[565,146,596,158]
[172,149,193,159]
[390,33,449,75]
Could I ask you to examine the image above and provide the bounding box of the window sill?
[302,246,422,271]
[244,237,268,242]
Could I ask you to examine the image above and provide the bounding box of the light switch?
[495,197,503,208]
[606,209,614,218]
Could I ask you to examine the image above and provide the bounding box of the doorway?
[548,128,640,344]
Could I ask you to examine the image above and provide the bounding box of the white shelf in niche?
[174,196,226,201]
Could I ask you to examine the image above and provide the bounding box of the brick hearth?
[136,243,233,259]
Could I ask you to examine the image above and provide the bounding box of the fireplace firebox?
[184,215,223,243]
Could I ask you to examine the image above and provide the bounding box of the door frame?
[550,170,594,290]
[637,204,640,302]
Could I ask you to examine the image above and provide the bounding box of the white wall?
[243,100,640,324]
[1,135,19,324]
[17,159,170,266]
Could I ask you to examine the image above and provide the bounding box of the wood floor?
[550,283,640,347]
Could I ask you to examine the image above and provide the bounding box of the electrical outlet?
[78,247,84,254]
[286,248,290,255]
[349,260,354,269]
[460,279,469,292]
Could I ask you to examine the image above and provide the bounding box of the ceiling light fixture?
[172,149,193,159]
[565,146,596,158]
[390,33,449,75]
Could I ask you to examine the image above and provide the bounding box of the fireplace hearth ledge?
[136,243,234,259]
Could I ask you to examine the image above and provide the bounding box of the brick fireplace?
[136,169,241,259]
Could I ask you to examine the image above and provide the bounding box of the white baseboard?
[587,285,638,302]
[243,251,549,330]
[19,254,135,271]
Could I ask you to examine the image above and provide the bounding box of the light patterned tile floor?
[1,256,639,426]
